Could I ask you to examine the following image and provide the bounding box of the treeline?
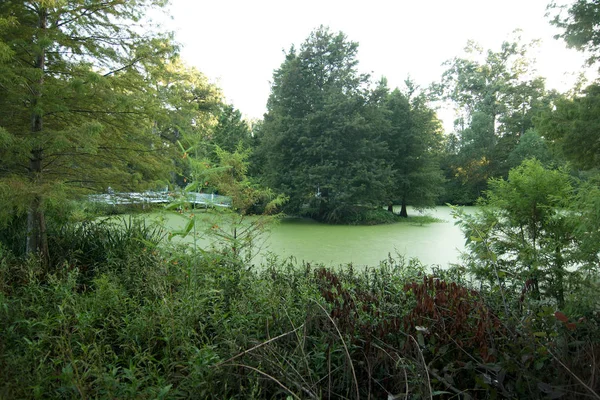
[251,28,443,222]
[248,25,600,221]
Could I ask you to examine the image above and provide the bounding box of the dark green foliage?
[550,0,600,66]
[258,28,445,221]
[506,128,555,169]
[259,27,391,221]
[210,104,253,157]
[383,85,445,216]
[538,83,600,169]
[2,213,600,398]
[48,217,166,285]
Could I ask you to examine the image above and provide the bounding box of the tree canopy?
[436,38,555,203]
[257,27,445,221]
[550,0,600,66]
[537,83,600,170]
[383,83,444,217]
[258,27,391,221]
[0,0,178,259]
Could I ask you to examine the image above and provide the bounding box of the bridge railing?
[88,191,232,207]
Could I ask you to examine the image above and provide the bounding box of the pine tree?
[259,27,389,221]
[383,83,444,217]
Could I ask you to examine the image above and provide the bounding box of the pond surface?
[149,206,474,268]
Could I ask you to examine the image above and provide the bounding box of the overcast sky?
[161,0,591,129]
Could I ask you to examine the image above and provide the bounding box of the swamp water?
[145,206,474,268]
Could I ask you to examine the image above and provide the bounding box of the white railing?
[88,191,232,207]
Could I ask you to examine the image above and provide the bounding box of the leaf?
[533,331,547,337]
[157,384,172,399]
[534,359,544,370]
[554,311,569,323]
[183,218,195,235]
[538,382,553,393]
[537,381,565,398]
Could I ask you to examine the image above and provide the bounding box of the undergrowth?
[0,219,599,399]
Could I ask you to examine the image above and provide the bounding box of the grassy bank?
[1,216,599,399]
[299,205,444,225]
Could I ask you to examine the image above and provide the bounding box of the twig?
[313,300,361,399]
[549,349,600,399]
[220,363,301,400]
[213,324,304,368]
[409,335,433,400]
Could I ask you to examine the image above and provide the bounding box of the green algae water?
[148,206,473,268]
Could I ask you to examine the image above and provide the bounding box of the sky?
[160,0,592,130]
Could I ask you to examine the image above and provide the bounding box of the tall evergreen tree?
[259,27,389,221]
[210,104,252,156]
[383,83,444,217]
[0,0,177,260]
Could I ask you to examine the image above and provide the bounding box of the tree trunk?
[387,203,394,213]
[26,7,49,264]
[399,198,408,218]
[26,191,49,264]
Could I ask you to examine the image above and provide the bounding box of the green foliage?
[0,0,179,258]
[258,27,391,221]
[506,128,555,169]
[258,28,445,222]
[168,143,287,263]
[455,159,599,311]
[2,220,599,399]
[210,103,253,159]
[436,38,557,204]
[383,83,445,216]
[550,0,600,66]
[538,83,600,169]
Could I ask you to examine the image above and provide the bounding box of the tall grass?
[1,219,599,398]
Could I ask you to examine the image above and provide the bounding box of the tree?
[259,27,390,221]
[537,83,600,170]
[457,159,580,308]
[436,38,552,203]
[209,103,252,158]
[152,59,222,187]
[383,83,444,217]
[506,128,554,169]
[550,0,600,66]
[154,59,221,147]
[0,0,176,261]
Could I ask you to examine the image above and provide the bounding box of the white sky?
[161,0,592,129]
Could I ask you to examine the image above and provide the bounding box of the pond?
[148,206,475,268]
